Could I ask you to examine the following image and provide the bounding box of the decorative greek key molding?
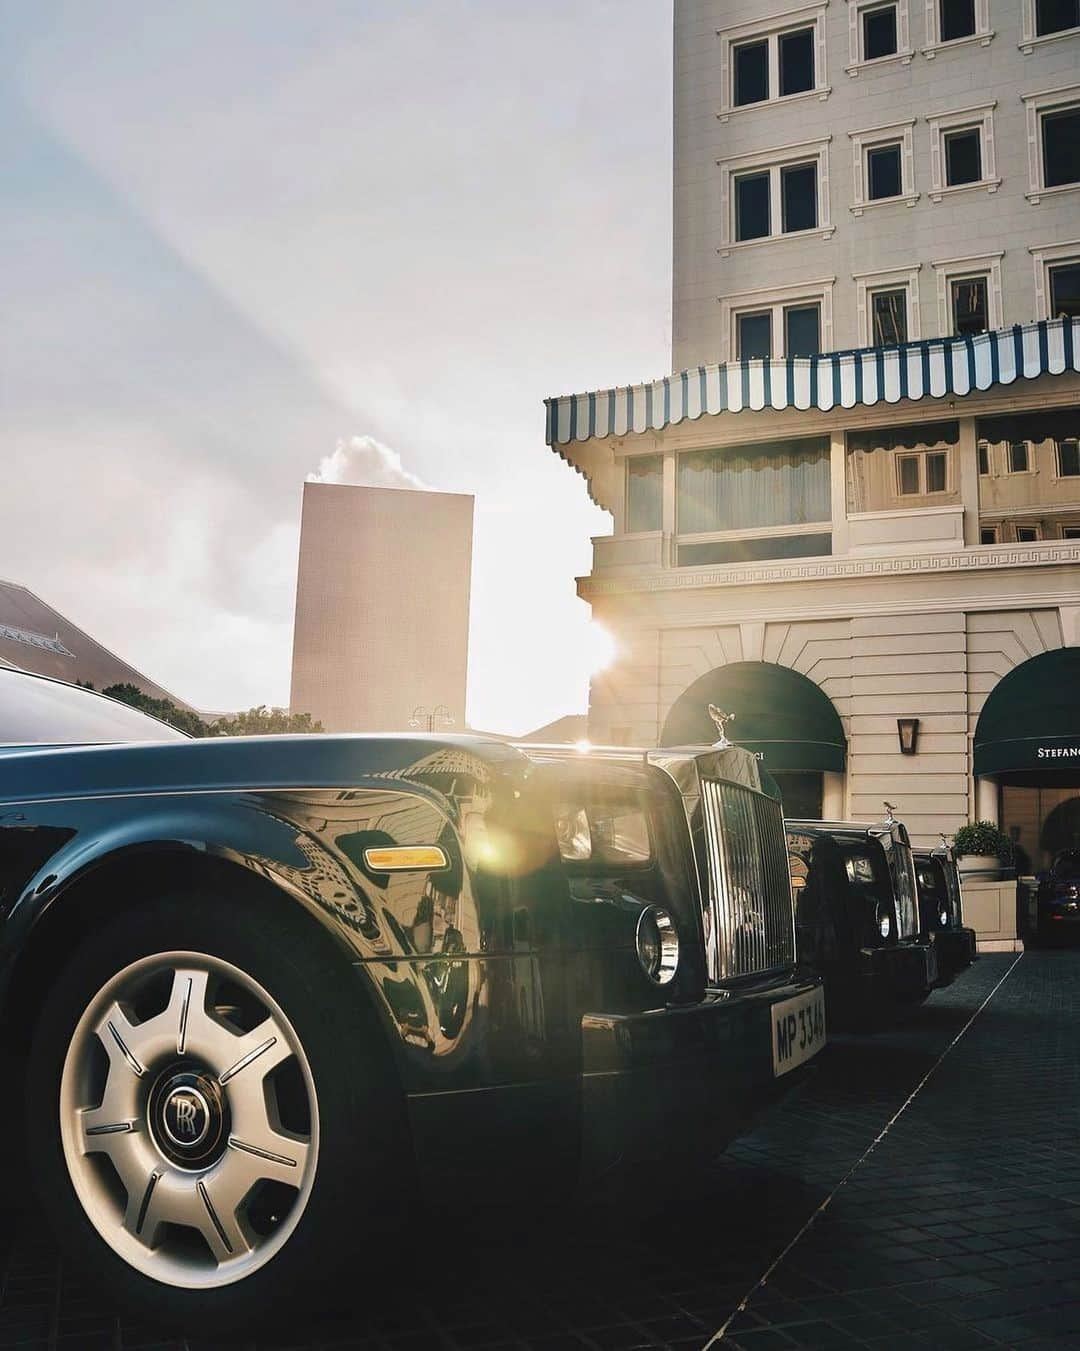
[579,542,1080,597]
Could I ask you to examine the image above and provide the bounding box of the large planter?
[958,854,1000,878]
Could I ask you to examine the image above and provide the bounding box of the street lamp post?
[409,704,455,733]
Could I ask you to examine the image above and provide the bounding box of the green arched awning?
[974,647,1080,777]
[660,661,846,773]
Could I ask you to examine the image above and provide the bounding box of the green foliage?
[954,820,1014,863]
[211,706,324,737]
[102,683,211,738]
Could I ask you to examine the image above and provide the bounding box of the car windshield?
[1052,851,1080,881]
[0,669,188,746]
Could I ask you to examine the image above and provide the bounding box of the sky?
[1,1,673,734]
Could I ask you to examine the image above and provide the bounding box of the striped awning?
[544,318,1079,447]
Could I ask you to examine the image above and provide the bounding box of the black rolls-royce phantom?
[913,839,977,983]
[786,811,937,1022]
[0,670,824,1327]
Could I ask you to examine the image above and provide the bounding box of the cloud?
[307,435,429,491]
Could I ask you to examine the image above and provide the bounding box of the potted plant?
[954,821,1014,877]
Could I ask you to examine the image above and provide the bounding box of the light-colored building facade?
[545,0,1080,883]
[290,482,473,733]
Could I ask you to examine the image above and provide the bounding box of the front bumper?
[858,939,938,1001]
[929,927,977,984]
[579,974,824,1180]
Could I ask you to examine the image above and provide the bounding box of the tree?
[211,706,324,736]
[101,683,211,738]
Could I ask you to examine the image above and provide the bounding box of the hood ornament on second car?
[708,705,736,749]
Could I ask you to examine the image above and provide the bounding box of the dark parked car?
[913,839,977,983]
[1033,849,1080,941]
[786,810,937,1022]
[0,670,824,1327]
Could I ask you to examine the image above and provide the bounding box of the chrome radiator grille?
[700,780,796,980]
[891,841,920,939]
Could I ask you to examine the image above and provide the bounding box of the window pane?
[863,5,898,58]
[1036,0,1080,36]
[1058,440,1080,477]
[781,162,817,232]
[980,527,998,544]
[941,0,976,40]
[626,455,663,533]
[945,129,982,185]
[1043,109,1080,189]
[867,144,902,199]
[898,456,920,494]
[677,438,831,533]
[735,172,770,240]
[1064,526,1080,539]
[780,28,815,95]
[737,311,772,360]
[871,290,907,346]
[1050,263,1080,318]
[1009,442,1030,473]
[951,276,988,335]
[1017,526,1039,542]
[734,40,768,105]
[978,441,990,475]
[927,451,948,493]
[785,305,821,357]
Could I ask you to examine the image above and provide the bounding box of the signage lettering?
[1037,747,1080,759]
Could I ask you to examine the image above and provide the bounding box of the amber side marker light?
[362,846,450,873]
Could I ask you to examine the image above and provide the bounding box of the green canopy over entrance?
[974,647,1080,777]
[660,661,846,772]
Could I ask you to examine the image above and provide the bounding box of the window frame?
[849,119,918,213]
[978,440,992,476]
[1006,441,1035,476]
[1022,85,1080,202]
[854,264,922,345]
[717,138,834,254]
[1056,439,1080,480]
[624,453,665,535]
[721,278,836,362]
[931,252,1004,336]
[892,446,954,497]
[979,524,999,544]
[1029,240,1080,319]
[1020,0,1080,52]
[1061,523,1080,539]
[926,103,1000,200]
[845,0,913,74]
[923,0,994,56]
[717,5,830,120]
[1015,523,1042,542]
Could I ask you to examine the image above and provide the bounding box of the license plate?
[772,986,826,1077]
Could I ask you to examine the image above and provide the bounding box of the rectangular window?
[897,455,921,495]
[1008,441,1030,473]
[980,526,998,544]
[945,128,982,186]
[735,172,771,241]
[779,28,815,95]
[863,4,899,58]
[1036,0,1080,36]
[677,437,831,535]
[1016,525,1040,542]
[978,441,991,475]
[940,0,976,40]
[734,40,769,106]
[626,455,663,533]
[867,144,902,200]
[951,276,988,335]
[781,162,818,233]
[1050,263,1080,319]
[785,304,821,357]
[1057,440,1080,477]
[1063,525,1080,539]
[871,289,908,346]
[1042,109,1080,189]
[737,311,773,360]
[926,451,948,493]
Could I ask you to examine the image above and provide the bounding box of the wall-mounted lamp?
[897,717,920,756]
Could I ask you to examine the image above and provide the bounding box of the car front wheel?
[27,889,404,1329]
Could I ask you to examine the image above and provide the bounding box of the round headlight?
[939,906,950,928]
[636,906,679,985]
[878,908,892,940]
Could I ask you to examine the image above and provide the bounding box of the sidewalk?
[1,952,1077,1350]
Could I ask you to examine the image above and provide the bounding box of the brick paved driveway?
[3,950,1079,1351]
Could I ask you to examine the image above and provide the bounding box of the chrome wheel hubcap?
[60,951,319,1289]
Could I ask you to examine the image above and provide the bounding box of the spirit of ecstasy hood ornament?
[707,705,736,748]
[883,801,897,824]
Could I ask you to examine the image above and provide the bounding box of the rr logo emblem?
[173,1097,198,1137]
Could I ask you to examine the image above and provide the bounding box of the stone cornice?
[578,542,1080,597]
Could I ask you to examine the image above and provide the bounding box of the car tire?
[26,887,408,1332]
